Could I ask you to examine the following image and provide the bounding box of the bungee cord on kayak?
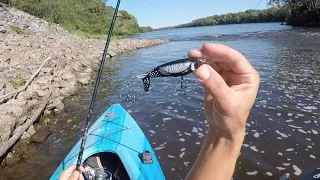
[76,0,122,170]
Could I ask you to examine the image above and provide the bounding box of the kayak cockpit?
[83,152,129,180]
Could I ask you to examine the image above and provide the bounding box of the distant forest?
[157,7,289,30]
[157,0,320,30]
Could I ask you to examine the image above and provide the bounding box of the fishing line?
[76,0,122,170]
[232,0,264,35]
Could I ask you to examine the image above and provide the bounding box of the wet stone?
[27,125,36,136]
[40,117,52,126]
[21,131,31,140]
[5,152,20,166]
[30,128,52,143]
[107,50,117,57]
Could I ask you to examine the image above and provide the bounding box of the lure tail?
[142,76,150,92]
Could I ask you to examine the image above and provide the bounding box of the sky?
[107,0,269,28]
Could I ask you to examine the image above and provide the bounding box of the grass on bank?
[12,74,26,89]
[8,25,31,35]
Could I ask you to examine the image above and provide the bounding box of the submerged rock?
[5,152,20,166]
[30,128,52,143]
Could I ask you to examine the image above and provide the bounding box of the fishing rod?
[232,0,264,35]
[76,0,121,170]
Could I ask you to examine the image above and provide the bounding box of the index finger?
[188,43,255,74]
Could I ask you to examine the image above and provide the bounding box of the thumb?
[194,64,230,102]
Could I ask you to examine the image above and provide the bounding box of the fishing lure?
[137,58,205,92]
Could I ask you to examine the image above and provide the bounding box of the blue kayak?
[50,104,165,180]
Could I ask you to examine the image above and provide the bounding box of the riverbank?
[0,3,168,165]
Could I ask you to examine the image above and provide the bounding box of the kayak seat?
[83,152,130,180]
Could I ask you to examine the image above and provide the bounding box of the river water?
[0,23,319,179]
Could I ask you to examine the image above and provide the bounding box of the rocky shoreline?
[0,3,168,165]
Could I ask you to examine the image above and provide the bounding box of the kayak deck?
[50,104,165,180]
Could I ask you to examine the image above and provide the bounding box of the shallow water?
[0,23,319,179]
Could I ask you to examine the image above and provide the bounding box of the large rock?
[7,98,27,107]
[61,70,76,81]
[21,131,31,140]
[0,26,6,33]
[36,76,50,85]
[48,98,64,112]
[10,105,24,117]
[78,77,90,85]
[17,115,28,125]
[0,104,10,115]
[36,89,49,97]
[59,85,76,96]
[30,22,40,31]
[27,125,36,136]
[41,67,53,74]
[0,115,16,144]
[107,50,117,57]
[26,99,39,109]
[30,128,52,143]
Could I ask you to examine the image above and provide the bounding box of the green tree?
[269,0,320,26]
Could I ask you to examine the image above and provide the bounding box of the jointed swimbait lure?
[137,58,205,92]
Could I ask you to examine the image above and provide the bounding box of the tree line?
[157,6,290,30]
[0,0,153,38]
[269,0,320,26]
[157,0,319,30]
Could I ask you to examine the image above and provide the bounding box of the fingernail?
[196,66,211,82]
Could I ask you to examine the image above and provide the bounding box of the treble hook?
[174,76,187,95]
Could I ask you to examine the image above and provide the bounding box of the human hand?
[189,43,259,140]
[58,165,85,180]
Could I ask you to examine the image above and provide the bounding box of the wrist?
[207,125,245,148]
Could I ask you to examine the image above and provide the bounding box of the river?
[0,23,319,179]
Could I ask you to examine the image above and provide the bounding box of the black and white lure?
[137,58,205,92]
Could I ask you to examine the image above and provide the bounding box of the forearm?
[185,126,245,180]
